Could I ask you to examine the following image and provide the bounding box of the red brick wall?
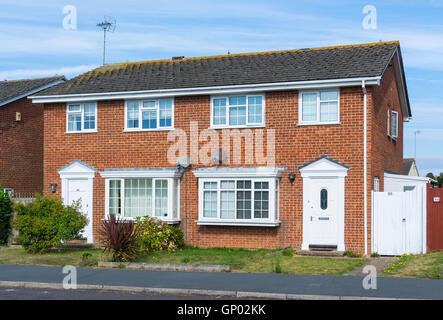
[43,72,403,253]
[0,97,43,193]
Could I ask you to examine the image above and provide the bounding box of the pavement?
[0,264,442,299]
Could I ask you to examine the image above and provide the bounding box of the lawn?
[0,246,369,276]
[382,251,443,279]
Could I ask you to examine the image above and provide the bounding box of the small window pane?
[221,191,235,219]
[155,180,168,217]
[203,191,217,217]
[142,110,157,129]
[142,100,156,109]
[213,99,227,125]
[68,104,81,112]
[221,181,235,189]
[109,180,121,215]
[229,106,246,126]
[229,96,246,106]
[248,96,262,124]
[320,189,328,210]
[302,93,317,121]
[68,113,81,132]
[320,90,338,101]
[127,101,139,129]
[83,104,96,130]
[159,99,173,127]
[320,101,338,122]
[204,182,217,189]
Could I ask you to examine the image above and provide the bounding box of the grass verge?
[0,246,368,276]
[382,251,443,279]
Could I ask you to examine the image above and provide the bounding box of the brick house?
[0,76,65,194]
[31,41,411,254]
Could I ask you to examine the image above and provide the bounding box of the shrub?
[371,252,380,258]
[13,195,88,253]
[100,214,140,262]
[282,247,294,257]
[0,186,13,244]
[345,250,363,258]
[135,216,184,253]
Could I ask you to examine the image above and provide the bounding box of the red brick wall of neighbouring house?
[0,97,44,194]
[42,65,404,253]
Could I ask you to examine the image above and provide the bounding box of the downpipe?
[362,80,368,256]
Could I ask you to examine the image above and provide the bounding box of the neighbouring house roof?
[0,76,65,107]
[34,41,399,96]
[403,158,419,176]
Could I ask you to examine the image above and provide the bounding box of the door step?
[297,250,345,257]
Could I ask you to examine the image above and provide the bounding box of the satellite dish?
[211,149,228,165]
[177,155,191,168]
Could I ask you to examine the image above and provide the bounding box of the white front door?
[67,179,93,243]
[306,178,339,246]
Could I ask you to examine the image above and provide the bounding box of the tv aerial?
[97,16,116,65]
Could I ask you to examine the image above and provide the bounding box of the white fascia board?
[100,169,182,179]
[193,167,287,179]
[0,80,64,107]
[30,77,381,104]
[384,172,430,182]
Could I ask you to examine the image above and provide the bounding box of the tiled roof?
[0,76,65,105]
[403,158,415,175]
[35,41,400,96]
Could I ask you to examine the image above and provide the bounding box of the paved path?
[0,264,442,299]
[345,257,398,276]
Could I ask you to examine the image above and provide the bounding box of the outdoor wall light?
[50,183,57,193]
[288,173,296,184]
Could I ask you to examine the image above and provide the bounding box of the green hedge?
[0,186,13,244]
[13,195,88,253]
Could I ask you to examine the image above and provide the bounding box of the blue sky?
[1,0,442,175]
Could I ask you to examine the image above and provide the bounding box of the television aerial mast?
[96,16,116,65]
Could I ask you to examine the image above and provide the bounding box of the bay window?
[211,94,265,128]
[66,102,97,133]
[102,169,181,223]
[125,98,174,131]
[194,167,285,226]
[299,89,340,125]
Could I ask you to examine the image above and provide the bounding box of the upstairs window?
[211,94,265,128]
[387,105,391,137]
[66,102,97,133]
[391,111,398,138]
[126,98,174,131]
[299,90,340,125]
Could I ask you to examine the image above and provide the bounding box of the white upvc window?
[66,102,97,133]
[391,110,398,139]
[299,89,340,125]
[374,177,380,192]
[125,98,174,131]
[102,170,181,223]
[210,94,265,128]
[198,178,279,226]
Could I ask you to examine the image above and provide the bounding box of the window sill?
[123,128,175,132]
[297,122,340,127]
[103,216,180,224]
[197,220,280,227]
[65,130,98,134]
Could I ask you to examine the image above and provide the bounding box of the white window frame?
[387,105,391,137]
[102,170,181,224]
[374,177,380,192]
[298,89,340,125]
[391,110,398,139]
[196,177,280,226]
[124,98,174,132]
[66,102,97,133]
[210,94,266,129]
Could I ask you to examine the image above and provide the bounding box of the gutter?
[362,80,368,256]
[29,77,381,104]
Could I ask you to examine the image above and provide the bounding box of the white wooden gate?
[372,190,426,255]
